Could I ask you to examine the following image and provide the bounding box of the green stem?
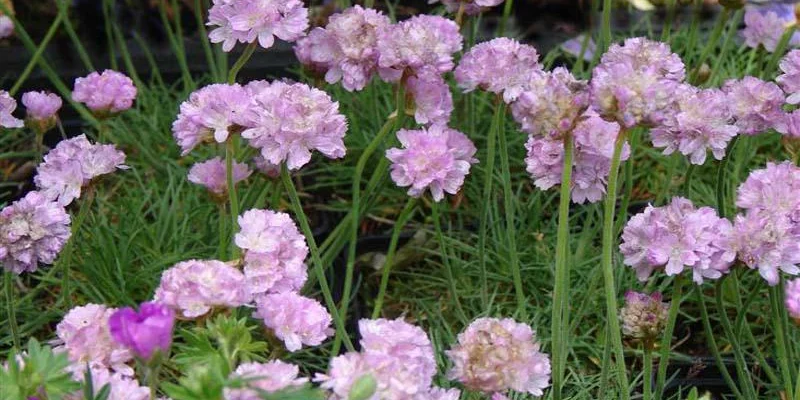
[715,136,739,217]
[371,198,417,319]
[600,0,613,53]
[57,1,95,72]
[708,10,743,85]
[218,204,228,260]
[477,100,502,309]
[226,140,241,260]
[653,275,684,400]
[696,285,745,400]
[715,280,759,399]
[600,133,630,400]
[643,346,653,400]
[551,131,575,400]
[158,0,194,90]
[58,188,95,308]
[615,130,636,234]
[5,272,19,350]
[770,285,796,400]
[682,164,695,196]
[689,8,729,84]
[280,165,355,352]
[660,0,676,43]
[498,0,514,37]
[9,12,64,96]
[764,26,798,79]
[228,43,257,84]
[430,201,468,323]
[194,0,219,81]
[102,0,118,70]
[598,322,612,398]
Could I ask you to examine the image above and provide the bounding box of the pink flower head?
[234,209,308,296]
[241,80,348,170]
[741,4,800,53]
[723,76,787,135]
[732,211,800,285]
[782,109,800,137]
[590,37,685,127]
[777,49,800,104]
[207,0,309,52]
[430,0,505,15]
[224,361,309,400]
[786,278,800,320]
[56,304,133,375]
[619,291,669,341]
[524,113,629,204]
[108,302,175,361]
[358,318,437,386]
[446,317,551,396]
[386,124,478,201]
[65,365,149,400]
[294,6,390,91]
[376,15,463,82]
[187,157,252,195]
[620,197,735,284]
[651,86,739,165]
[0,191,71,274]
[561,34,596,62]
[21,91,61,126]
[0,15,14,39]
[34,134,127,206]
[736,161,800,217]
[153,259,251,319]
[0,90,23,129]
[253,292,333,352]
[172,83,251,155]
[455,37,542,103]
[407,69,453,125]
[512,67,588,139]
[72,70,137,114]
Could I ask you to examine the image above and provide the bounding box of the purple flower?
[293,6,390,92]
[732,211,800,285]
[72,70,137,114]
[108,302,175,360]
[723,76,787,135]
[777,49,800,104]
[386,124,478,201]
[407,70,453,125]
[446,317,551,396]
[0,191,71,274]
[736,161,800,216]
[741,4,800,53]
[253,292,333,351]
[21,91,62,121]
[241,80,348,170]
[376,15,463,82]
[187,157,252,195]
[786,278,800,320]
[234,209,308,296]
[358,318,437,386]
[651,86,739,165]
[511,67,588,139]
[207,0,309,52]
[153,259,251,319]
[455,37,542,103]
[0,15,14,39]
[620,197,735,284]
[430,0,504,15]
[172,84,251,155]
[780,109,800,137]
[224,361,308,400]
[55,304,133,376]
[561,34,596,62]
[0,90,23,129]
[619,291,669,341]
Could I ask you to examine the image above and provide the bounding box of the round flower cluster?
[172,83,251,155]
[741,3,800,53]
[620,196,735,284]
[72,70,137,115]
[446,317,551,396]
[241,80,348,171]
[723,76,786,135]
[786,278,800,320]
[524,113,630,204]
[406,70,454,125]
[225,361,308,400]
[253,292,333,352]
[650,86,739,165]
[34,134,127,206]
[455,37,541,103]
[55,304,133,375]
[431,0,505,15]
[0,191,71,274]
[385,124,478,202]
[153,259,251,319]
[590,37,685,127]
[294,6,390,91]
[619,291,669,342]
[207,0,308,52]
[0,89,23,129]
[511,67,588,139]
[65,365,149,400]
[234,209,308,297]
[21,91,62,131]
[188,157,252,196]
[777,49,800,104]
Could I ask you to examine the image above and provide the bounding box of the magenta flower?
[21,91,61,124]
[108,302,175,361]
[619,291,669,341]
[153,259,251,319]
[224,361,308,400]
[253,292,332,352]
[187,157,252,196]
[0,191,71,274]
[407,70,454,125]
[0,90,23,129]
[72,70,137,114]
[207,0,308,52]
[777,49,800,104]
[241,80,347,170]
[172,83,251,155]
[376,15,463,82]
[386,124,478,201]
[723,76,787,135]
[455,37,542,103]
[55,304,133,376]
[431,0,504,15]
[446,317,551,396]
[511,67,588,138]
[0,15,13,39]
[741,4,800,52]
[786,278,800,320]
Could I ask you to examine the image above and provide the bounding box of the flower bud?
[619,291,669,344]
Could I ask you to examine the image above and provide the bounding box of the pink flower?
[786,278,800,320]
[0,15,14,39]
[0,90,23,129]
[781,109,800,137]
[0,191,71,274]
[736,161,800,217]
[21,91,62,122]
[187,157,252,195]
[72,70,137,114]
[511,67,588,138]
[723,76,787,135]
[224,361,308,400]
[446,317,551,396]
[430,0,505,15]
[207,0,309,52]
[407,70,453,125]
[741,4,800,53]
[154,259,251,319]
[376,15,463,82]
[172,83,251,155]
[386,124,478,201]
[359,318,437,386]
[455,37,541,103]
[56,304,133,375]
[254,292,333,351]
[65,365,148,400]
[241,80,348,170]
[733,211,800,286]
[777,49,800,104]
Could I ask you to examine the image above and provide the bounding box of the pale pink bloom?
[55,304,134,376]
[0,191,71,274]
[72,70,137,114]
[154,259,251,319]
[407,70,453,125]
[187,157,252,195]
[455,37,541,103]
[224,361,309,400]
[207,0,309,52]
[172,84,251,155]
[253,292,333,351]
[0,90,23,129]
[376,15,463,82]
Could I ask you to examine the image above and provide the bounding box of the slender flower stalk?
[226,140,240,259]
[770,284,796,400]
[4,272,19,349]
[696,285,745,400]
[477,99,502,308]
[372,197,417,318]
[652,275,684,400]
[280,165,355,352]
[714,279,759,399]
[228,43,258,84]
[430,201,468,322]
[57,188,95,307]
[643,345,653,400]
[689,8,730,84]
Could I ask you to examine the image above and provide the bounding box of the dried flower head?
[512,67,588,139]
[619,291,669,343]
